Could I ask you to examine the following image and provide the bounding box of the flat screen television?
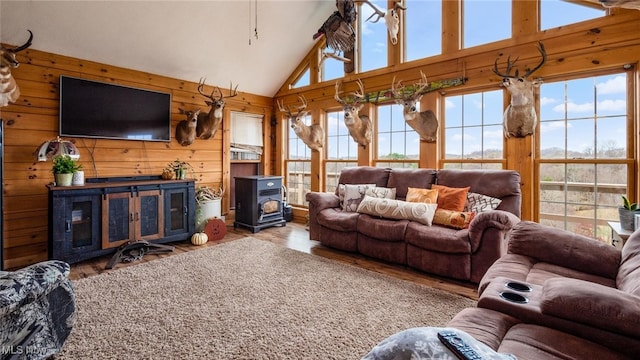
[59,75,171,142]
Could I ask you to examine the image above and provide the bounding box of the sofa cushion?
[437,169,521,217]
[357,214,409,241]
[342,184,373,212]
[433,209,475,229]
[356,195,437,226]
[465,192,502,213]
[387,168,437,200]
[335,167,391,194]
[338,183,374,209]
[405,221,471,253]
[406,187,438,204]
[432,184,470,211]
[617,229,640,296]
[541,277,640,339]
[365,186,396,199]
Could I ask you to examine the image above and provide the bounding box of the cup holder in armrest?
[499,291,528,304]
[505,281,532,292]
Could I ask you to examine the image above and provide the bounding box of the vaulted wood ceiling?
[0,1,336,97]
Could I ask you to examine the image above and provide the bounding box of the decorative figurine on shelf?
[165,159,193,180]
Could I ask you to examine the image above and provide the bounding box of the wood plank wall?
[1,49,274,269]
[274,5,640,222]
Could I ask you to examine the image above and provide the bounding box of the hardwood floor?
[69,221,478,300]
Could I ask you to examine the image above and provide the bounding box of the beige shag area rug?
[58,237,476,359]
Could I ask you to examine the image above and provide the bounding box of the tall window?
[376,104,419,168]
[463,0,511,48]
[359,0,388,72]
[442,90,504,169]
[286,114,313,207]
[405,0,442,62]
[325,110,358,192]
[538,72,630,242]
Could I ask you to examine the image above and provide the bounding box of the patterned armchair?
[1,260,76,359]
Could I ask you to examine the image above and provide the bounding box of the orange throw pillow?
[431,184,470,211]
[433,209,475,229]
[406,187,439,204]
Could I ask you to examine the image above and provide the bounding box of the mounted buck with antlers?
[391,71,438,143]
[334,79,372,148]
[358,0,406,45]
[493,42,546,138]
[175,108,200,146]
[196,78,238,139]
[277,95,324,152]
[1,30,33,107]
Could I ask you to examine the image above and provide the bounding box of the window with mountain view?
[442,89,504,169]
[538,72,630,242]
[375,104,419,168]
[325,110,358,191]
[286,113,313,207]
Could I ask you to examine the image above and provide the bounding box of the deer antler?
[197,78,216,100]
[523,41,547,78]
[225,81,239,99]
[352,79,366,105]
[413,71,430,95]
[334,81,348,105]
[358,0,387,23]
[493,41,546,79]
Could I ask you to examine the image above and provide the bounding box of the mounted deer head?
[277,95,324,152]
[175,108,200,146]
[334,79,372,148]
[492,41,546,138]
[391,71,438,142]
[1,30,33,107]
[196,78,238,139]
[358,1,406,45]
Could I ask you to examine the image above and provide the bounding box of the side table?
[608,221,632,249]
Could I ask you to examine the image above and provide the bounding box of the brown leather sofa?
[306,166,522,283]
[447,221,640,359]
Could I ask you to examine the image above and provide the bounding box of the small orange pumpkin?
[191,232,208,245]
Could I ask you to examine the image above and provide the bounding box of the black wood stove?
[234,175,286,233]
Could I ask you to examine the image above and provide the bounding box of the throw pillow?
[406,187,438,204]
[465,192,502,213]
[431,184,470,212]
[338,183,375,206]
[342,184,373,212]
[432,209,475,229]
[366,186,396,199]
[356,195,437,226]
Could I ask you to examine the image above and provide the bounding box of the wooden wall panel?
[1,48,273,269]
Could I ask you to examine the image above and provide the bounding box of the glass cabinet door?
[165,188,189,236]
[60,195,101,258]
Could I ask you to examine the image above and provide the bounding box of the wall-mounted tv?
[59,76,171,142]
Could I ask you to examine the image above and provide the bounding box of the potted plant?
[619,195,640,231]
[165,159,194,180]
[196,185,225,230]
[52,155,82,186]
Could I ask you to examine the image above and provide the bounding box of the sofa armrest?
[306,191,340,211]
[468,210,520,253]
[0,260,70,317]
[507,221,621,279]
[541,277,640,338]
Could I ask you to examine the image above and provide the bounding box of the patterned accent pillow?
[366,187,396,199]
[465,192,502,213]
[406,187,438,204]
[431,184,470,211]
[433,209,475,229]
[338,183,375,206]
[356,195,438,226]
[342,184,374,212]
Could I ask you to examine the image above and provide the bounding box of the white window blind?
[231,112,263,155]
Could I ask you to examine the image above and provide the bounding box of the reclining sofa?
[306,166,522,283]
[446,221,640,359]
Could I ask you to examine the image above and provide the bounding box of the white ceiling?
[1,0,336,97]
